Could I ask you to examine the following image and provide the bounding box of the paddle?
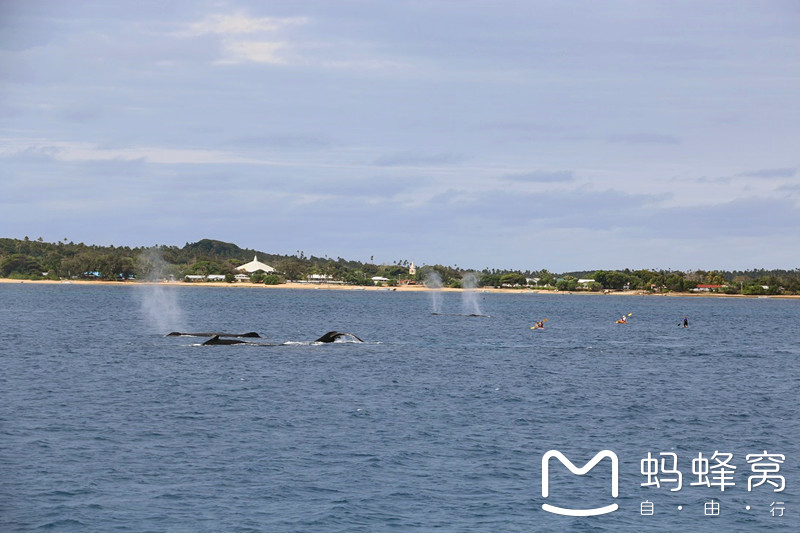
[530,318,548,329]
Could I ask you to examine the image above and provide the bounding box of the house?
[236,255,275,274]
[207,274,226,281]
[185,275,205,282]
[307,274,333,283]
[692,284,725,292]
[234,273,250,282]
[371,276,390,285]
[577,278,595,287]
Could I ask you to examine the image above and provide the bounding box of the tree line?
[1,237,798,294]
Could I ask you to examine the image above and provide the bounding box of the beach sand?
[1,278,797,299]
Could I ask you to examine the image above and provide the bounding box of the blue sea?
[1,284,798,532]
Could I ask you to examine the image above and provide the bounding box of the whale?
[167,331,260,338]
[199,331,364,346]
[431,312,491,318]
[314,331,364,343]
[201,335,253,345]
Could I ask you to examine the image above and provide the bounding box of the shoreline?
[1,278,798,299]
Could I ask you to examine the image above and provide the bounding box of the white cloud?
[177,11,307,65]
[217,41,287,65]
[0,138,270,165]
[176,10,414,71]
[182,13,308,37]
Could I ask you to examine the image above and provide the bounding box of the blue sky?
[2,0,798,271]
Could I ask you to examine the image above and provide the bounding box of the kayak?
[615,320,628,324]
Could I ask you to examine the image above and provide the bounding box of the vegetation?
[1,236,798,294]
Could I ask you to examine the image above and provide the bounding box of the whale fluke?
[314,331,364,343]
[167,332,261,338]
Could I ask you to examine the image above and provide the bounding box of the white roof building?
[236,255,276,274]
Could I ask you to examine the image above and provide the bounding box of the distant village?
[1,237,798,295]
[182,255,421,287]
[178,256,765,294]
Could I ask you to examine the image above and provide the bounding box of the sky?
[1,0,799,272]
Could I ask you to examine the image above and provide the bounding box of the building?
[693,284,725,292]
[236,255,275,274]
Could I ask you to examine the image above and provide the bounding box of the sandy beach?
[2,277,798,299]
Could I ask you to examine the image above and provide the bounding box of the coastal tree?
[665,273,686,292]
[500,272,527,286]
[480,273,502,287]
[2,237,800,295]
[275,258,307,281]
[1,254,43,277]
[186,260,225,276]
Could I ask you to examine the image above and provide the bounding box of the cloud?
[695,176,733,184]
[0,139,272,166]
[776,183,800,194]
[221,133,333,150]
[415,188,659,233]
[642,197,800,240]
[3,2,799,270]
[301,175,432,198]
[177,11,308,66]
[503,170,575,183]
[182,13,308,37]
[606,133,680,145]
[2,144,60,162]
[736,167,797,179]
[372,152,465,167]
[217,41,287,65]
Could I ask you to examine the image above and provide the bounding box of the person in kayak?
[619,315,628,323]
[683,316,689,328]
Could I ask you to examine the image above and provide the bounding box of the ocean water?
[1,284,798,532]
